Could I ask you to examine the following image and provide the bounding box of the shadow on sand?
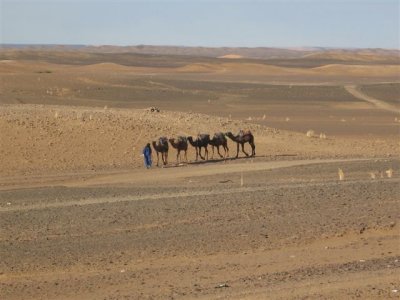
[155,155,269,169]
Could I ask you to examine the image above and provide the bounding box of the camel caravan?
[149,130,256,167]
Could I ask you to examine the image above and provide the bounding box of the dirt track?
[345,85,400,113]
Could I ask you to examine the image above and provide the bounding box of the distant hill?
[1,44,399,66]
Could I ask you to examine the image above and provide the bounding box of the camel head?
[225,132,233,137]
[187,136,197,147]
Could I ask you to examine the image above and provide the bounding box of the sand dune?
[176,61,400,78]
[2,57,399,80]
[0,60,60,73]
[218,54,244,59]
[312,64,400,76]
[304,50,400,62]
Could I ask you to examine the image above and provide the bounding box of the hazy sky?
[1,0,399,48]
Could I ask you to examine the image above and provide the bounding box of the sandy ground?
[1,159,399,299]
[0,50,399,299]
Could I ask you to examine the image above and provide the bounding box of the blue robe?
[143,146,152,168]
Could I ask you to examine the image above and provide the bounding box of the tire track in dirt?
[345,85,400,113]
[65,158,370,188]
[2,176,398,213]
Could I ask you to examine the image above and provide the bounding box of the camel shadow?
[186,155,265,166]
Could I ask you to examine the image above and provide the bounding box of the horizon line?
[1,43,399,51]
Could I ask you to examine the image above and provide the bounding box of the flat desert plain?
[0,47,399,299]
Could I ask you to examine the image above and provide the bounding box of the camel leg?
[176,150,180,164]
[204,146,208,160]
[217,145,223,158]
[185,150,188,162]
[199,147,205,160]
[156,152,160,167]
[251,142,256,156]
[211,146,215,159]
[241,143,249,157]
[225,143,229,158]
[234,143,238,158]
[165,152,168,165]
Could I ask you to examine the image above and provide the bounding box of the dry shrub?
[319,133,327,139]
[369,172,376,179]
[285,117,290,122]
[386,169,393,178]
[306,130,315,138]
[338,168,344,181]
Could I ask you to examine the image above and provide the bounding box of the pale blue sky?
[1,0,399,48]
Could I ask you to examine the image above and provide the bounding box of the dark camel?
[169,136,188,164]
[152,137,169,166]
[225,130,255,158]
[209,132,229,158]
[187,134,210,161]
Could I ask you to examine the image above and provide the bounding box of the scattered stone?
[215,283,229,288]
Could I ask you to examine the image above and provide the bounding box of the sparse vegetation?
[386,168,393,178]
[338,168,344,180]
[306,130,315,137]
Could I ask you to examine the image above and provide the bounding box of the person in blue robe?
[143,143,152,169]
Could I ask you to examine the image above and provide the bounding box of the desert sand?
[0,46,399,299]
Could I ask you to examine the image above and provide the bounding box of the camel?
[152,137,169,166]
[209,132,229,158]
[187,134,210,161]
[225,130,255,158]
[169,136,188,164]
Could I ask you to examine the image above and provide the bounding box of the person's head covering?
[146,143,150,147]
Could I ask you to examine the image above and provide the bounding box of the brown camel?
[209,132,229,158]
[187,134,210,161]
[225,130,255,158]
[152,137,169,166]
[169,136,188,164]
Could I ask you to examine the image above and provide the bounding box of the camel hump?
[177,136,187,143]
[198,133,210,140]
[159,136,168,144]
[239,129,252,136]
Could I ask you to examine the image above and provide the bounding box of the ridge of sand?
[312,64,400,76]
[304,51,400,62]
[218,54,244,59]
[1,104,398,178]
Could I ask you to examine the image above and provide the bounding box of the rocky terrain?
[0,48,399,299]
